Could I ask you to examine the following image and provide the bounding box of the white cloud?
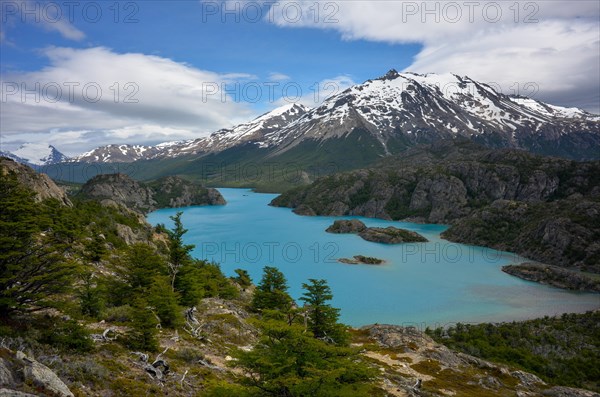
[268,72,291,81]
[1,1,86,42]
[41,18,85,41]
[0,47,256,155]
[267,0,600,112]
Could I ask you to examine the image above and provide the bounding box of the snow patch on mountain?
[2,143,69,166]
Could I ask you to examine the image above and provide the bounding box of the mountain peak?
[380,69,401,80]
[1,143,69,166]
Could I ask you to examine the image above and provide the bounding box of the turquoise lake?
[147,188,599,327]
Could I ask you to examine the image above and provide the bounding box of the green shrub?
[102,305,134,323]
[39,319,93,352]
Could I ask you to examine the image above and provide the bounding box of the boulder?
[16,351,74,397]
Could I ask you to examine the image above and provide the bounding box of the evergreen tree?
[0,172,77,315]
[147,276,182,328]
[233,268,252,289]
[126,296,160,352]
[300,279,346,344]
[84,233,107,263]
[176,259,237,306]
[251,266,293,312]
[79,272,103,318]
[122,243,167,292]
[166,212,195,291]
[212,320,376,397]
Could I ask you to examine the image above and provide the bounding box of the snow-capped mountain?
[262,70,599,159]
[73,103,310,163]
[73,144,162,163]
[0,143,70,166]
[73,71,599,165]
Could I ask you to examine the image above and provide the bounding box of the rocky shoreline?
[502,263,600,293]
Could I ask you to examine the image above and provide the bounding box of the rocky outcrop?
[0,157,71,206]
[80,173,155,213]
[358,227,428,244]
[80,173,226,213]
[293,204,316,216]
[149,176,226,208]
[502,263,600,292]
[360,324,565,396]
[444,198,600,273]
[409,174,468,223]
[0,348,74,397]
[326,219,427,244]
[17,351,74,397]
[326,219,366,233]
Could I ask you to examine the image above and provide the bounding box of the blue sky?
[2,1,419,81]
[1,1,598,155]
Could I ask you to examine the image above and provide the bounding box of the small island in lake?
[326,219,367,233]
[326,220,428,244]
[338,255,386,265]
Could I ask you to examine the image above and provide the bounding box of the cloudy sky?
[1,0,598,156]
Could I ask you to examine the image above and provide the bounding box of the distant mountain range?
[4,70,599,184]
[0,143,69,167]
[71,70,600,164]
[71,103,310,163]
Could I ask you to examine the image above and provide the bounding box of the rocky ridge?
[79,173,225,213]
[0,157,71,206]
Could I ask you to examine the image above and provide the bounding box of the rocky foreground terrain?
[1,299,597,396]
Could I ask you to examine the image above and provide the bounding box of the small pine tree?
[300,279,346,344]
[223,320,376,396]
[166,212,195,291]
[176,260,237,306]
[251,266,293,312]
[79,272,103,318]
[127,296,159,352]
[233,268,252,289]
[122,244,168,291]
[147,276,182,328]
[84,233,107,263]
